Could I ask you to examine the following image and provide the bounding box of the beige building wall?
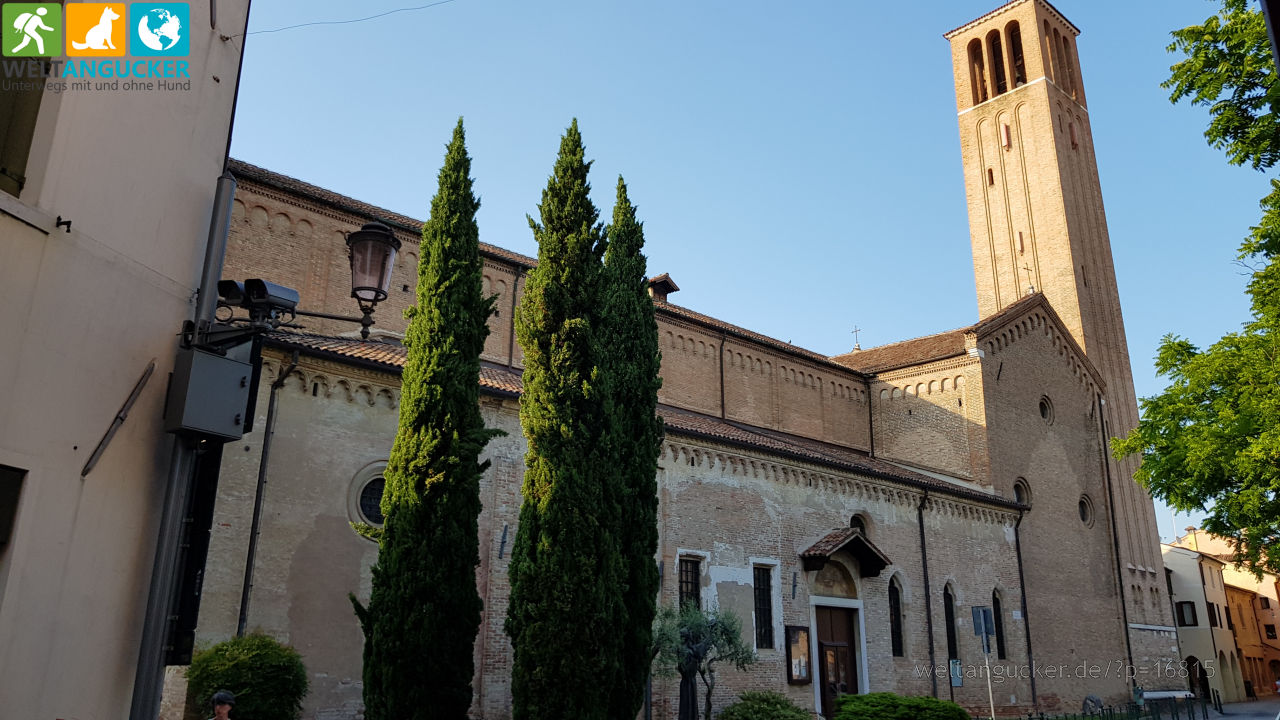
[1163,546,1243,702]
[1174,529,1280,694]
[0,3,250,718]
[945,0,1172,658]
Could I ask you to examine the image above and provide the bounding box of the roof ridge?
[656,300,867,377]
[831,325,968,361]
[968,293,1107,392]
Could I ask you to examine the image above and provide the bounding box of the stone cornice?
[663,435,1017,525]
[235,179,424,249]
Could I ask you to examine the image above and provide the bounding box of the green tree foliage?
[1114,1,1280,575]
[505,119,625,720]
[653,604,757,720]
[186,633,308,720]
[602,177,665,720]
[1164,0,1280,256]
[352,119,499,720]
[833,692,969,720]
[716,691,812,720]
[1113,267,1280,574]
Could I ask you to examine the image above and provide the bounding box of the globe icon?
[137,8,182,52]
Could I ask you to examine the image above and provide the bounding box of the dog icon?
[71,6,119,50]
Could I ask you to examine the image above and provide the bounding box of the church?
[180,1,1180,717]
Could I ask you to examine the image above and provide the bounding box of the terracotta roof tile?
[268,332,407,366]
[802,527,863,558]
[829,293,1069,376]
[831,329,968,374]
[228,158,537,268]
[800,528,891,576]
[479,365,523,395]
[265,331,522,396]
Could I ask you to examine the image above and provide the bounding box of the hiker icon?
[11,7,53,55]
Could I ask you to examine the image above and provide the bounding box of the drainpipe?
[918,491,938,697]
[505,265,523,370]
[718,332,727,419]
[867,380,875,457]
[1098,394,1136,684]
[1013,509,1038,710]
[1164,568,1184,671]
[236,350,298,636]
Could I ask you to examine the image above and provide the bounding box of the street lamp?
[213,220,404,340]
[241,221,403,340]
[348,221,401,304]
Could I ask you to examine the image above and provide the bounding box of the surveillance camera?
[217,280,246,306]
[243,279,299,312]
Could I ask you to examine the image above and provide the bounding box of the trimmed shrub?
[186,633,308,720]
[717,691,812,720]
[834,692,969,720]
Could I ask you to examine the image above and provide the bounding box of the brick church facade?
[183,2,1179,717]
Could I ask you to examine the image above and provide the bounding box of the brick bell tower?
[945,0,1177,676]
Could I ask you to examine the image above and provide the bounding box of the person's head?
[211,690,235,717]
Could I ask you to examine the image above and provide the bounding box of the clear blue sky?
[229,0,1271,543]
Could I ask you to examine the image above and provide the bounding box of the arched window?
[1007,21,1026,87]
[968,39,988,106]
[358,476,385,526]
[1052,28,1068,95]
[987,30,1007,95]
[850,515,867,535]
[944,585,959,660]
[992,590,1007,659]
[1063,36,1079,99]
[1042,21,1056,84]
[1013,478,1031,506]
[890,579,905,657]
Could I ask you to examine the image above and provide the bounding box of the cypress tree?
[352,119,498,720]
[602,177,664,720]
[506,120,623,720]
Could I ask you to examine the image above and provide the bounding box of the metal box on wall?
[163,347,252,440]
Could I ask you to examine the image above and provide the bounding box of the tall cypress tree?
[602,177,664,720]
[352,119,497,720]
[506,120,623,720]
